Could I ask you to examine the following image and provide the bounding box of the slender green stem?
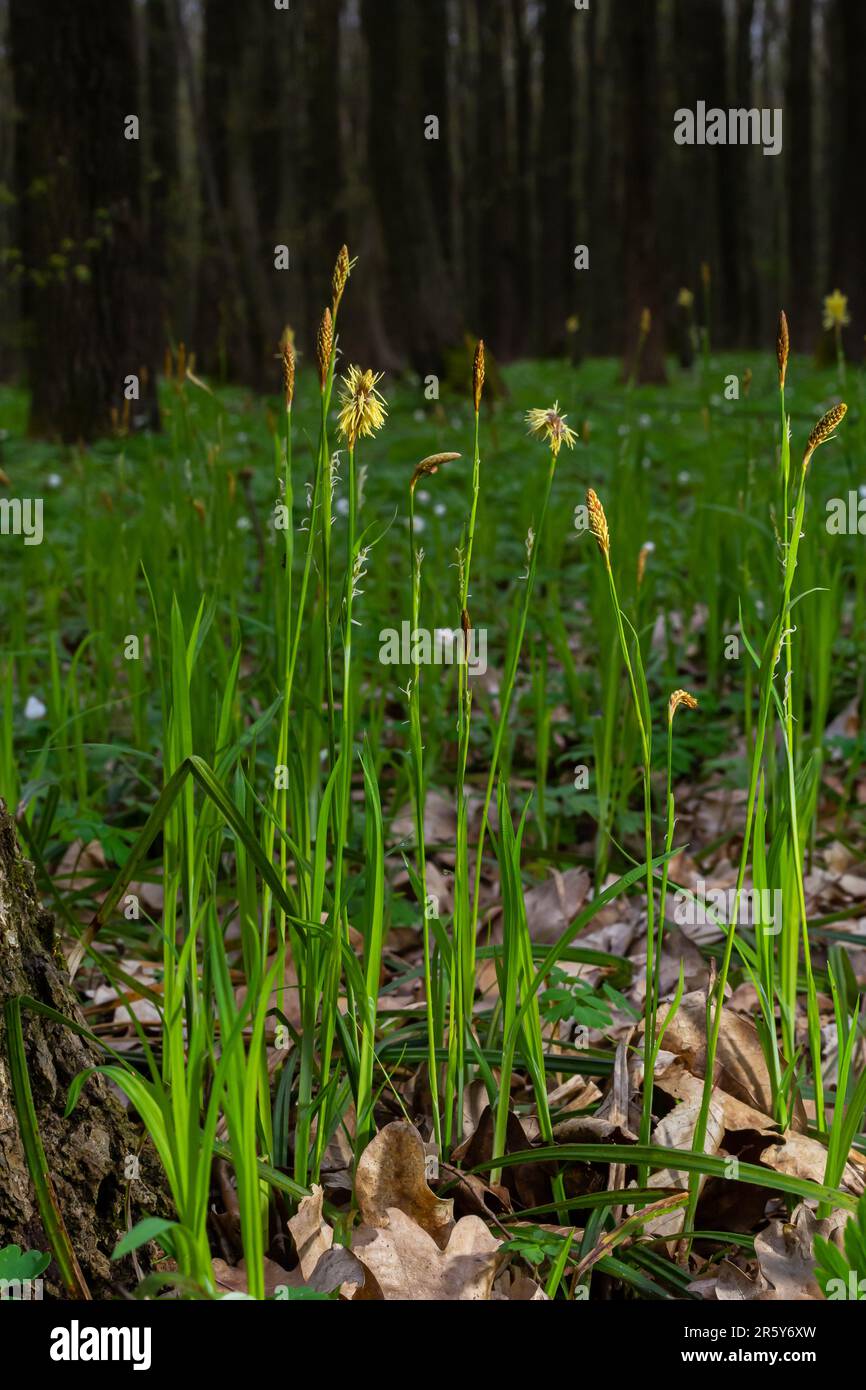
[408,482,442,1151]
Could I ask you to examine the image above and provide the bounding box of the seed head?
[677,288,694,310]
[526,402,578,459]
[804,402,847,468]
[639,307,651,337]
[338,365,387,446]
[410,452,460,492]
[701,261,711,290]
[586,488,610,562]
[473,339,485,413]
[777,310,789,388]
[316,307,333,391]
[669,689,699,724]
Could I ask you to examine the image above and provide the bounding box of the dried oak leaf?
[639,1091,725,1238]
[352,1207,503,1301]
[287,1184,332,1280]
[691,1205,848,1301]
[355,1121,453,1248]
[212,1257,300,1297]
[655,1055,779,1136]
[758,1132,866,1197]
[659,989,806,1129]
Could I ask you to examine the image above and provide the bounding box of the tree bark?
[0,801,165,1298]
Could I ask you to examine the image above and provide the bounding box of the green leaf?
[0,1244,50,1281]
[112,1217,179,1260]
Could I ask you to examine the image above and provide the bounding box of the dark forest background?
[0,0,864,439]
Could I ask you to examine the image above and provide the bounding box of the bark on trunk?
[0,801,166,1298]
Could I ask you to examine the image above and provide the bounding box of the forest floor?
[1,343,865,1303]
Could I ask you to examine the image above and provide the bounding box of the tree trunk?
[537,0,576,355]
[476,0,522,357]
[620,0,667,383]
[361,0,461,371]
[0,802,166,1297]
[9,0,160,441]
[191,0,257,383]
[827,0,866,346]
[784,0,813,346]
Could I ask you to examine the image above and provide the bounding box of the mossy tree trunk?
[0,801,165,1298]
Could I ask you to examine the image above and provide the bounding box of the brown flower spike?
[473,340,485,413]
[316,307,333,392]
[282,338,296,410]
[332,245,354,314]
[806,402,847,452]
[586,488,610,562]
[803,402,847,471]
[777,310,789,389]
[410,452,460,493]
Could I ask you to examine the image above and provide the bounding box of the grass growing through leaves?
[2,252,866,1299]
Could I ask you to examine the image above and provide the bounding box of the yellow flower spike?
[585,487,610,563]
[823,289,850,331]
[526,402,578,459]
[668,688,699,725]
[338,366,388,447]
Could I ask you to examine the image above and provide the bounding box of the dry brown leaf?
[212,1257,299,1297]
[352,1207,503,1300]
[759,1132,866,1197]
[660,989,806,1127]
[753,1207,824,1300]
[655,1055,780,1136]
[391,791,456,847]
[523,867,591,944]
[494,1273,549,1301]
[308,1245,373,1298]
[640,1092,725,1237]
[355,1121,453,1247]
[287,1184,333,1280]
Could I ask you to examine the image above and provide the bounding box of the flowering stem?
[408,481,442,1153]
[447,408,481,1144]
